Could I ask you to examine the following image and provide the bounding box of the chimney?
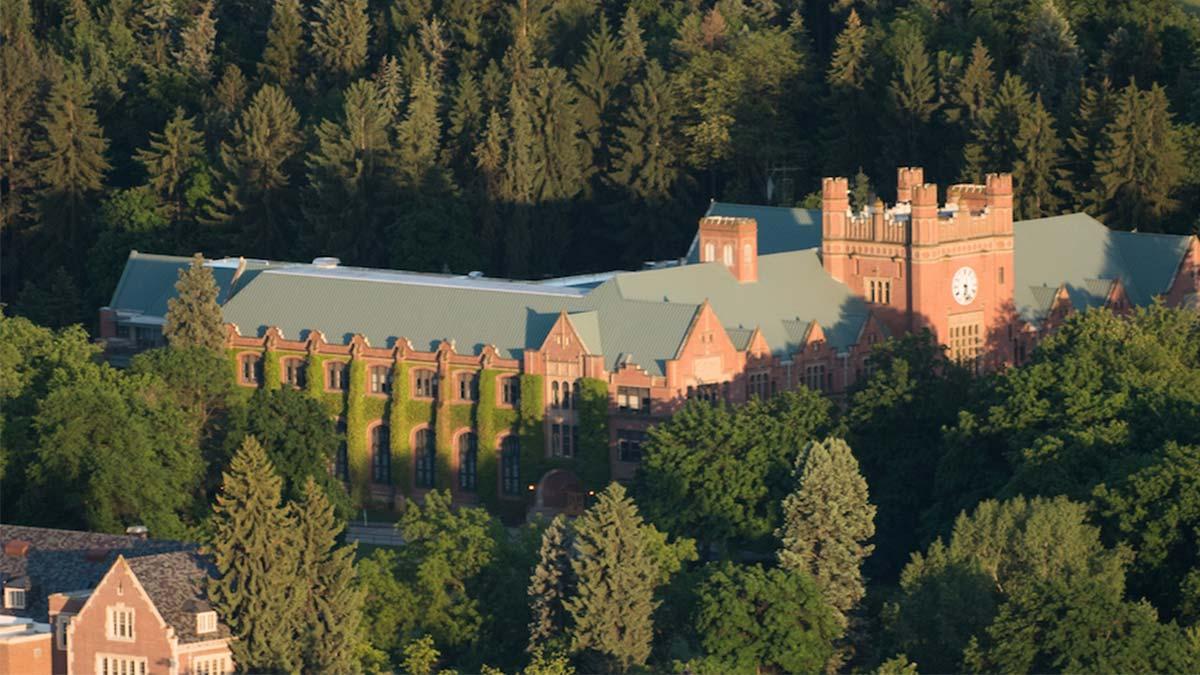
[697,216,759,283]
[897,167,924,203]
[3,540,30,558]
[125,525,149,540]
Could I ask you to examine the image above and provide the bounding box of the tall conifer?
[0,6,42,231]
[259,0,305,90]
[310,0,369,81]
[573,18,625,165]
[777,437,876,627]
[1013,95,1064,219]
[610,63,679,201]
[527,515,573,653]
[1061,82,1115,214]
[163,253,225,351]
[208,436,303,673]
[888,23,937,160]
[136,108,205,228]
[962,73,1032,181]
[176,0,216,81]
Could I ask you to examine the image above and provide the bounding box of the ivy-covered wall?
[575,377,611,489]
[519,374,546,489]
[389,362,411,492]
[345,359,368,504]
[262,349,280,390]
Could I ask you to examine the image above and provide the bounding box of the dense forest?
[3,0,1200,329]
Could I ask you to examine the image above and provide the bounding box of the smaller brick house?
[0,526,232,675]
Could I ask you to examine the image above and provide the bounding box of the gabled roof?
[125,551,229,644]
[687,202,822,260]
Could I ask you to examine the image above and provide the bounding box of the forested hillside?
[2,0,1200,326]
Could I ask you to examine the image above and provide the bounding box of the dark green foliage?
[13,267,83,329]
[690,562,839,674]
[163,253,224,351]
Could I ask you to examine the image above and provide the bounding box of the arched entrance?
[533,469,585,517]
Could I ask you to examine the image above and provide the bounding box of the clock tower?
[821,167,1016,367]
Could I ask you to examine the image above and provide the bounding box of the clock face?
[952,266,978,305]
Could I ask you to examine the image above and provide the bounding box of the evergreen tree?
[137,0,175,70]
[375,55,405,121]
[888,22,937,162]
[565,483,663,673]
[1020,0,1081,118]
[208,84,302,255]
[304,78,396,266]
[958,38,995,128]
[573,17,625,168]
[618,6,646,68]
[777,437,876,627]
[1013,95,1064,219]
[610,63,679,202]
[527,515,572,653]
[32,64,110,267]
[851,167,873,211]
[176,0,216,81]
[310,0,369,81]
[259,0,305,90]
[209,64,248,134]
[1095,82,1185,231]
[135,108,206,232]
[0,8,42,232]
[208,436,303,673]
[163,253,224,351]
[13,267,83,329]
[825,10,871,174]
[962,73,1032,182]
[828,10,868,92]
[1061,82,1115,214]
[394,66,442,186]
[446,68,484,172]
[294,478,364,674]
[501,84,537,277]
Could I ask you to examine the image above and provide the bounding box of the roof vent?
[3,540,30,558]
[312,257,341,269]
[125,525,148,540]
[467,271,484,279]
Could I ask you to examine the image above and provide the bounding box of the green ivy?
[519,374,546,497]
[389,362,411,494]
[477,370,500,506]
[345,359,367,505]
[262,349,281,390]
[575,377,611,490]
[305,353,326,400]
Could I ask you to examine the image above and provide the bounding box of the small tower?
[698,216,758,283]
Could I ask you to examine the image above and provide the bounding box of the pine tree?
[1061,82,1115,214]
[962,72,1032,182]
[1020,0,1081,118]
[163,253,225,351]
[777,437,876,627]
[888,22,937,161]
[825,10,872,174]
[176,0,216,81]
[208,436,303,673]
[208,84,301,255]
[1013,95,1064,219]
[610,62,679,201]
[259,0,305,90]
[0,7,42,231]
[564,483,660,673]
[137,0,175,70]
[136,108,205,227]
[294,478,364,674]
[211,64,248,130]
[958,38,994,128]
[310,0,369,81]
[618,6,646,69]
[502,83,537,277]
[851,167,873,211]
[828,10,868,91]
[527,515,573,653]
[1095,82,1185,231]
[304,78,396,265]
[446,68,483,171]
[395,66,442,186]
[573,17,625,165]
[374,55,405,121]
[32,64,110,267]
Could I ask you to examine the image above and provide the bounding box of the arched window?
[743,243,752,264]
[240,354,262,386]
[501,436,520,496]
[551,381,560,408]
[283,358,305,388]
[371,425,391,484]
[458,433,478,491]
[723,244,733,267]
[414,428,436,488]
[561,381,572,409]
[704,242,715,262]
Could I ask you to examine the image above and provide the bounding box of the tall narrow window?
[704,242,715,262]
[371,425,391,484]
[283,358,305,388]
[413,370,438,398]
[458,433,478,491]
[551,381,560,408]
[501,436,520,496]
[107,605,135,641]
[326,362,349,391]
[723,244,733,267]
[457,373,479,401]
[415,429,436,488]
[500,376,520,405]
[370,366,392,394]
[240,354,262,386]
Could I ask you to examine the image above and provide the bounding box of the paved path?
[346,523,405,547]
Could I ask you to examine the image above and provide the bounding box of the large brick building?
[101,168,1200,515]
[0,525,232,675]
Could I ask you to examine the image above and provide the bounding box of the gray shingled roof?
[687,202,821,261]
[126,551,229,644]
[0,525,185,623]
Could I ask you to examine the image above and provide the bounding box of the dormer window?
[4,587,25,609]
[196,611,217,635]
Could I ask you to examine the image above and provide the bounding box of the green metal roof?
[107,252,239,317]
[689,202,821,261]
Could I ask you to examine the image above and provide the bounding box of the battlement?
[822,167,1013,247]
[698,216,757,233]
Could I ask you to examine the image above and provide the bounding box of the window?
[804,364,828,392]
[326,362,349,391]
[457,373,479,401]
[704,242,715,262]
[551,423,575,458]
[688,383,722,404]
[722,244,733,267]
[107,605,135,641]
[551,380,577,409]
[334,418,348,481]
[371,425,391,484]
[551,381,560,407]
[97,654,146,675]
[501,437,520,496]
[618,429,647,462]
[134,326,162,349]
[370,366,392,395]
[617,386,651,414]
[196,611,217,635]
[282,358,305,388]
[458,433,478,491]
[413,370,438,398]
[4,587,25,609]
[500,376,520,406]
[743,243,752,264]
[746,371,770,400]
[192,655,230,675]
[55,615,70,650]
[867,278,892,304]
[239,354,262,386]
[948,320,983,372]
[415,429,436,488]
